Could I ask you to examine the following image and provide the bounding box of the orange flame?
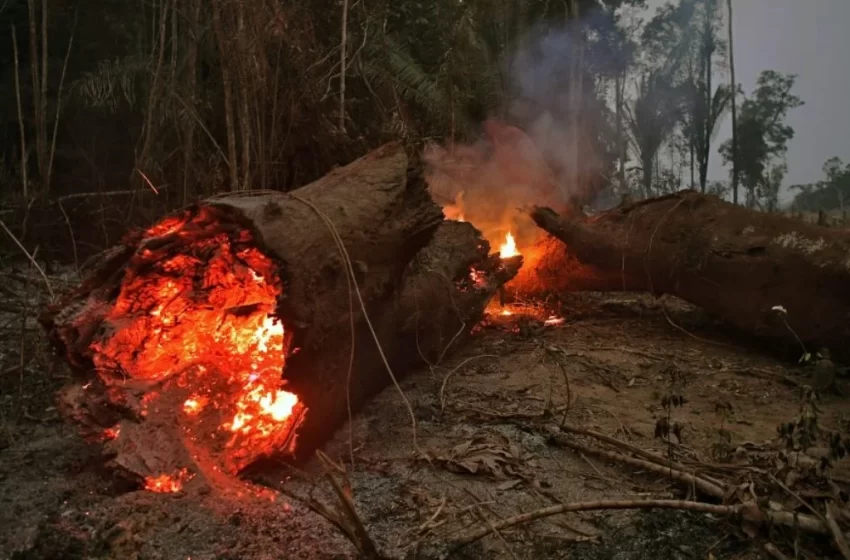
[144,468,192,493]
[499,232,519,259]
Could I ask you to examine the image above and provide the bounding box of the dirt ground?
[1,276,848,559]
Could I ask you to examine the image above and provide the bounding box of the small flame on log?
[499,232,519,259]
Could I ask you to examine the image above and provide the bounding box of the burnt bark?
[530,190,850,359]
[42,143,516,484]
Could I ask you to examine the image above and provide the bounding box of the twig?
[763,543,792,560]
[644,198,685,294]
[543,347,572,427]
[0,218,54,301]
[439,354,498,412]
[56,188,167,202]
[659,298,736,349]
[475,509,520,560]
[57,199,79,277]
[46,8,75,189]
[136,168,161,195]
[826,502,850,560]
[767,472,827,527]
[416,496,447,535]
[559,423,691,474]
[578,452,621,487]
[316,450,382,558]
[451,498,742,550]
[548,430,726,498]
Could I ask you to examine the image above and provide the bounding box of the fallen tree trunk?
[530,190,850,359]
[41,143,517,489]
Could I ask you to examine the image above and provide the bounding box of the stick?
[549,431,726,499]
[452,498,741,548]
[0,218,54,301]
[316,451,382,559]
[439,354,498,412]
[558,423,708,480]
[763,543,792,560]
[826,502,850,560]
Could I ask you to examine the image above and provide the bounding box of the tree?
[719,70,803,209]
[726,0,739,204]
[688,0,730,193]
[790,157,850,214]
[626,70,685,198]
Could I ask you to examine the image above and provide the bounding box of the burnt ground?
[1,272,849,559]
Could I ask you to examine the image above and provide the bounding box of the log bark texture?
[530,190,850,359]
[41,143,516,484]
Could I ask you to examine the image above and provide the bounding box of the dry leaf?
[437,435,527,479]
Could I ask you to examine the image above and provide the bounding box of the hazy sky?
[644,0,850,198]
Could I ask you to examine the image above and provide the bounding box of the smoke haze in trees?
[426,12,623,251]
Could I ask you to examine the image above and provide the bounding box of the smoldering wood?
[529,190,850,359]
[42,143,517,484]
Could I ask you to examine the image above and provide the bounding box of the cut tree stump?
[41,143,517,488]
[529,190,850,359]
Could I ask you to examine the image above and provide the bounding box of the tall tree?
[791,157,850,214]
[719,70,803,209]
[726,0,739,204]
[690,0,730,193]
[626,71,685,197]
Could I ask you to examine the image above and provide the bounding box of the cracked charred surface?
[530,190,850,360]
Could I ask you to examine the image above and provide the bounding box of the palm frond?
[71,54,149,112]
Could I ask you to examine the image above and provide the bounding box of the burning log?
[41,143,517,489]
[530,190,850,359]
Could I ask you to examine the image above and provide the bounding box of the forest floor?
[1,267,848,560]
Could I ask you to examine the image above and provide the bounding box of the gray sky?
[645,0,850,198]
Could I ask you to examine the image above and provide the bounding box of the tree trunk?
[138,0,170,174]
[212,0,239,192]
[529,191,850,360]
[41,144,517,489]
[615,71,626,192]
[727,0,739,205]
[339,0,349,132]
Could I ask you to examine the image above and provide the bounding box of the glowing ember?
[183,397,206,415]
[468,267,487,288]
[145,468,192,493]
[500,309,513,316]
[544,316,565,326]
[90,206,304,475]
[499,232,519,259]
[102,426,120,440]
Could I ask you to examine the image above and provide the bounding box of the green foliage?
[791,157,850,213]
[720,70,803,208]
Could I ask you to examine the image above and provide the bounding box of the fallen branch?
[548,430,726,499]
[559,423,691,474]
[826,502,850,560]
[451,498,741,548]
[450,497,829,554]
